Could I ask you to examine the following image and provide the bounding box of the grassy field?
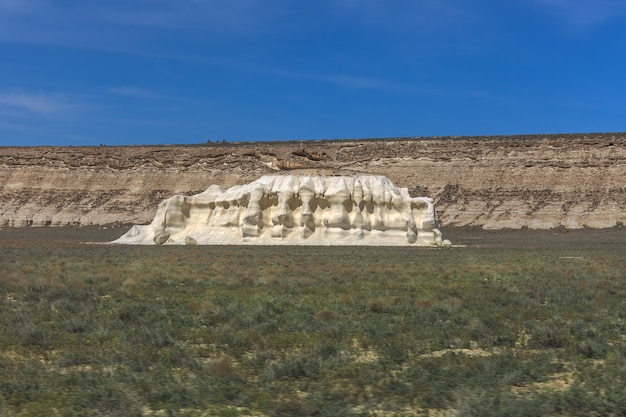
[1,226,625,416]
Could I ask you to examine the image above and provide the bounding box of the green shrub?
[2,227,626,416]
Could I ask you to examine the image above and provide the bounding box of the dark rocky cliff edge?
[1,133,625,229]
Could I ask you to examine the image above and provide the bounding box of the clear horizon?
[1,1,625,146]
[3,131,626,148]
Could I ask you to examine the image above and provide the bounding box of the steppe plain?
[1,134,626,416]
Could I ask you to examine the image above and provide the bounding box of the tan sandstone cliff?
[1,133,625,229]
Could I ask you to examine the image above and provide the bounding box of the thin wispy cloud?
[0,0,476,48]
[251,65,403,92]
[529,0,626,27]
[0,89,75,115]
[0,0,45,16]
[5,0,622,50]
[107,86,194,103]
[0,0,289,46]
[108,116,194,129]
[256,64,491,99]
[0,88,79,142]
[99,0,283,32]
[103,51,412,95]
[329,0,471,32]
[0,119,49,133]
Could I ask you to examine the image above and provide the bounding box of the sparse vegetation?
[0,227,625,416]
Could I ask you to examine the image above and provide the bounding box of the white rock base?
[112,175,448,246]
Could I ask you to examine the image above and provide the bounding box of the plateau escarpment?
[1,133,625,229]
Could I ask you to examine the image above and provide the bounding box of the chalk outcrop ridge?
[112,175,447,246]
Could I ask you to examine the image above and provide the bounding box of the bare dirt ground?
[1,224,624,251]
[1,133,625,229]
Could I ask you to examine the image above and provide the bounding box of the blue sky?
[1,0,625,146]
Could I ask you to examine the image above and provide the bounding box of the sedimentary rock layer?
[112,175,444,246]
[1,133,625,229]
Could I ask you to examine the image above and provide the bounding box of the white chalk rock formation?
[112,175,446,246]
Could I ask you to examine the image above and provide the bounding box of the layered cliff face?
[1,134,625,229]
